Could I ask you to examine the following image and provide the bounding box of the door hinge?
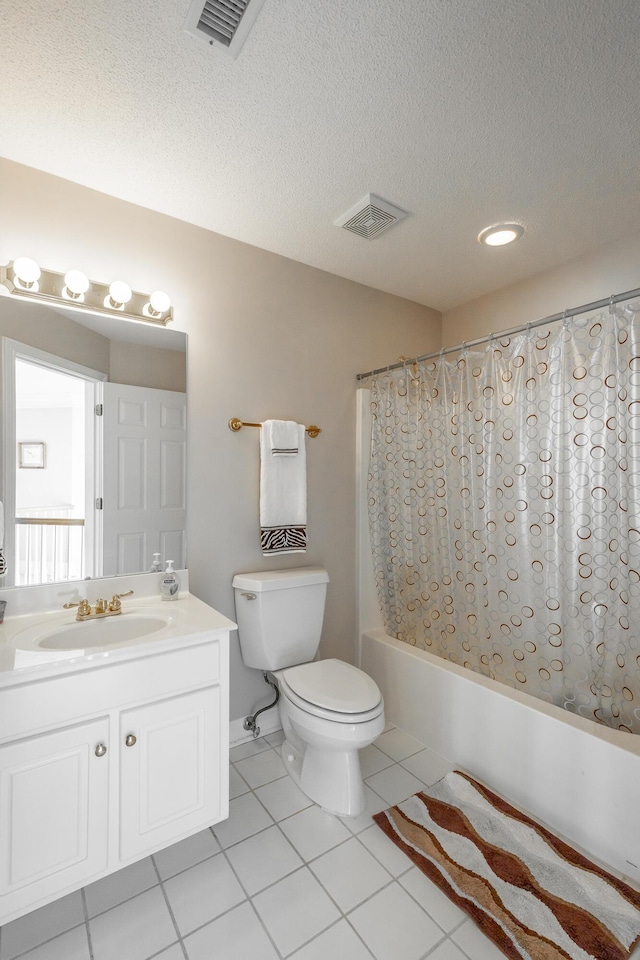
[95,403,103,416]
[95,497,103,510]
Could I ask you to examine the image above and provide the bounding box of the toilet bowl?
[274,659,385,816]
[232,567,385,817]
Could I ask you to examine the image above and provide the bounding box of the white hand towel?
[260,420,307,555]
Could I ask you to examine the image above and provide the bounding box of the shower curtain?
[368,308,640,733]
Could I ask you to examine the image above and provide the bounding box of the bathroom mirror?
[0,294,187,587]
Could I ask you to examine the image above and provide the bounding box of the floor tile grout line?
[246,860,347,960]
[81,887,95,960]
[420,897,470,957]
[279,916,370,960]
[214,838,282,960]
[214,815,276,851]
[153,838,284,953]
[418,930,453,960]
[145,940,184,960]
[130,825,318,941]
[222,807,380,958]
[248,783,314,824]
[397,876,468,941]
[82,873,159,923]
[156,763,450,956]
[224,771,454,955]
[151,850,189,960]
[340,913,381,960]
[244,891,288,959]
[1,917,89,960]
[228,759,432,895]
[0,812,424,958]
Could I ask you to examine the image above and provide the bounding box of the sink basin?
[38,615,169,650]
[10,612,173,652]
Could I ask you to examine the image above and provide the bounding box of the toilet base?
[281,737,367,817]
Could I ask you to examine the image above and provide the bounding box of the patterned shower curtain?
[368,308,640,734]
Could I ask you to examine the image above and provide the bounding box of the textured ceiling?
[1,0,640,310]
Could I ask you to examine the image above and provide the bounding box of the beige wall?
[108,341,186,392]
[442,232,640,345]
[0,158,441,722]
[0,298,186,391]
[0,298,111,374]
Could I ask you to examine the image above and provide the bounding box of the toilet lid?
[282,659,381,713]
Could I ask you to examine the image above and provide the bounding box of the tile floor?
[1,724,636,960]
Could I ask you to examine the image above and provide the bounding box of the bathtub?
[359,628,640,883]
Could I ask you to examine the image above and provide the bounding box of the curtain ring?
[609,294,616,316]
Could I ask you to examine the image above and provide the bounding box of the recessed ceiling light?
[478,223,524,246]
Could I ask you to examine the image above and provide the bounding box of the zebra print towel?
[260,420,307,555]
[374,771,640,960]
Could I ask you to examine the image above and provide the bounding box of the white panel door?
[119,687,222,862]
[102,384,186,575]
[0,718,109,915]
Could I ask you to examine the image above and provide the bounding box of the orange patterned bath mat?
[374,771,640,960]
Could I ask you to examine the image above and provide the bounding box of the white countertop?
[0,592,236,687]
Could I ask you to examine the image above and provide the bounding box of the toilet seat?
[276,659,383,724]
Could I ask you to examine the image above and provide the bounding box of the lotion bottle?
[160,560,180,600]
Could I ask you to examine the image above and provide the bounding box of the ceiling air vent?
[184,0,267,58]
[335,193,409,240]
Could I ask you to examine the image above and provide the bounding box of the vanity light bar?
[0,260,173,326]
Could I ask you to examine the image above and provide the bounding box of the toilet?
[232,566,384,816]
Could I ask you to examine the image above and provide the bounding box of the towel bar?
[228,418,321,438]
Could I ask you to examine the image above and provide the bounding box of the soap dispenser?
[150,553,162,572]
[160,561,180,601]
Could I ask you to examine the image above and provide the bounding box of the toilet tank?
[232,567,329,670]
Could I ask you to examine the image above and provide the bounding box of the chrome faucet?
[63,590,134,621]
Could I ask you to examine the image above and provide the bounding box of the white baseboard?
[229,709,282,747]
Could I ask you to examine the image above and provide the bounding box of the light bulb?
[63,269,90,301]
[477,223,524,247]
[150,290,170,313]
[144,290,171,318]
[13,257,41,289]
[484,229,517,246]
[105,280,132,310]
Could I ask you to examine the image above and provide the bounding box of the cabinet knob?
[95,743,107,757]
[125,734,137,747]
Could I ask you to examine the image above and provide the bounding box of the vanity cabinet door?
[0,718,110,920]
[119,686,222,862]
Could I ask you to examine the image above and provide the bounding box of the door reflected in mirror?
[0,295,187,587]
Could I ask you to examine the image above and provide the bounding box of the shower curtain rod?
[355,284,640,381]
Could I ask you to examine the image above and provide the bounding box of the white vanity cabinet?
[0,616,230,927]
[0,717,111,914]
[119,685,222,861]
